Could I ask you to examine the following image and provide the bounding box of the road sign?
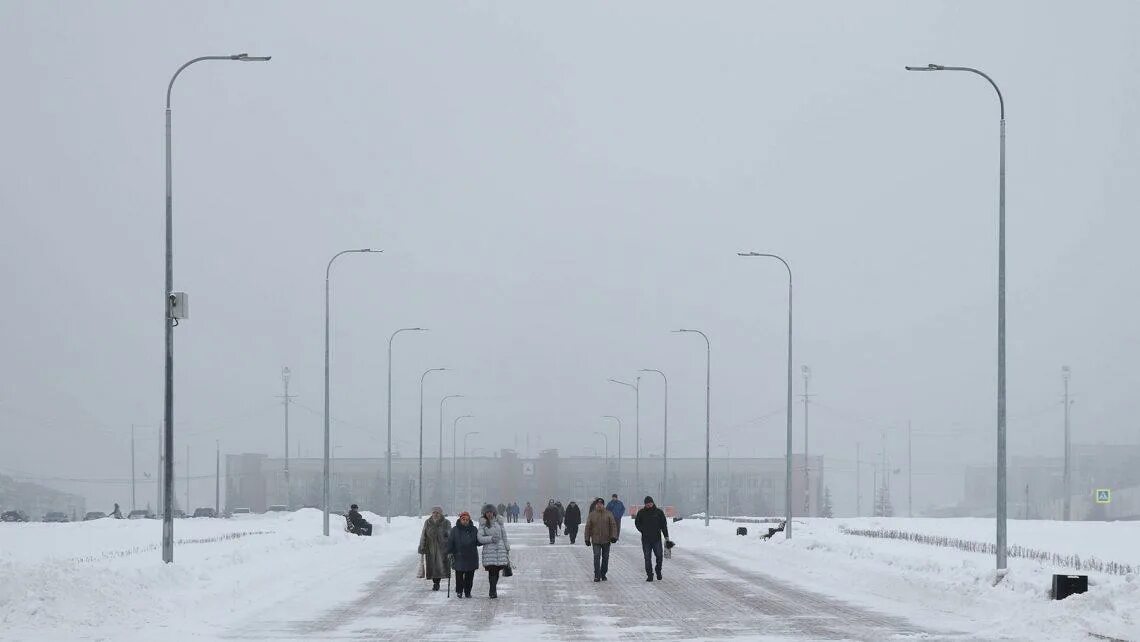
[522,463,534,476]
[1094,489,1111,504]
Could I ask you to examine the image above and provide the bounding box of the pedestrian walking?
[606,493,626,538]
[542,499,560,544]
[523,502,534,523]
[110,503,123,519]
[585,497,618,582]
[555,501,565,528]
[512,502,520,523]
[418,506,452,591]
[564,500,582,544]
[477,504,511,599]
[497,502,507,520]
[447,511,479,598]
[633,496,670,581]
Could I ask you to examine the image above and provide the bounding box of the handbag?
[416,554,426,579]
[502,551,514,577]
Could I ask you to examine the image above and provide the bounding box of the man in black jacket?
[346,504,372,536]
[633,496,669,581]
[542,499,560,544]
[563,501,582,544]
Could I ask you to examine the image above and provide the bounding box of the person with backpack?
[447,511,479,598]
[633,495,670,581]
[563,500,582,544]
[584,497,618,582]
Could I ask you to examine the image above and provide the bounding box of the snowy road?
[225,522,954,641]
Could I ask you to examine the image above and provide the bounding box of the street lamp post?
[801,365,811,517]
[608,378,640,494]
[438,395,465,507]
[593,431,609,463]
[718,443,731,517]
[673,329,711,527]
[162,53,270,563]
[905,63,1007,571]
[323,248,381,536]
[281,367,292,509]
[640,369,668,509]
[418,368,447,517]
[464,431,481,509]
[452,415,474,510]
[1062,366,1071,521]
[602,416,622,492]
[738,252,794,538]
[386,327,427,524]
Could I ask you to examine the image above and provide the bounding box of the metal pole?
[131,424,137,513]
[672,330,711,527]
[736,252,794,538]
[1062,366,1071,521]
[281,367,292,509]
[185,444,190,513]
[802,365,811,516]
[607,381,639,496]
[464,431,480,509]
[856,442,861,517]
[419,368,446,517]
[602,416,621,492]
[387,327,427,524]
[438,395,464,508]
[323,249,379,536]
[452,415,473,511]
[215,439,220,515]
[163,52,270,564]
[907,420,913,518]
[905,63,1006,570]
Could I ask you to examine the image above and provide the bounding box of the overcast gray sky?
[2,1,1138,514]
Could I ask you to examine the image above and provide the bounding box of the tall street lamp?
[608,378,640,494]
[438,394,465,507]
[1062,365,1071,521]
[640,369,668,509]
[323,248,381,536]
[418,367,447,517]
[738,252,794,538]
[593,431,609,463]
[673,329,711,527]
[386,327,427,524]
[905,63,1007,571]
[801,365,812,517]
[602,415,622,492]
[464,431,481,509]
[452,415,474,510]
[162,52,270,563]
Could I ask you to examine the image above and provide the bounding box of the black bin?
[1052,574,1088,600]
[736,527,748,536]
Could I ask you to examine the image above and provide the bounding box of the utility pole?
[279,367,296,508]
[185,444,190,512]
[156,424,163,516]
[907,420,913,518]
[801,365,811,516]
[1062,365,1071,521]
[855,442,861,517]
[131,424,137,513]
[215,439,221,515]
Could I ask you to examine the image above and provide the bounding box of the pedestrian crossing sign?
[1095,489,1111,504]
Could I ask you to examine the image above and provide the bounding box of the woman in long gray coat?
[477,503,510,599]
[418,506,452,591]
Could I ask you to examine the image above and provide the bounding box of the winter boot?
[432,579,440,591]
[656,570,662,580]
[646,573,654,582]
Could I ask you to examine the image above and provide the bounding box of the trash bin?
[1052,574,1088,600]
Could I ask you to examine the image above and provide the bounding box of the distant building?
[0,473,86,520]
[226,450,825,518]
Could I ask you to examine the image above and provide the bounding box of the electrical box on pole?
[168,292,189,319]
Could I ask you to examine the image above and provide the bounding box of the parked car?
[192,507,217,518]
[127,509,153,520]
[1,510,29,522]
[266,505,289,513]
[83,511,107,521]
[173,509,187,519]
[43,512,70,523]
[231,507,251,515]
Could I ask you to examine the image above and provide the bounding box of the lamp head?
[737,251,761,257]
[904,64,944,71]
[231,53,272,62]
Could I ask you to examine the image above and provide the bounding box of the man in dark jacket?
[347,504,372,536]
[446,511,480,598]
[542,499,560,544]
[563,501,582,544]
[633,495,669,581]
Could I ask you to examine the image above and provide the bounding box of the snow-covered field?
[1,511,1137,640]
[677,516,1139,641]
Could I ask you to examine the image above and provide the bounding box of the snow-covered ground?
[1,511,1137,640]
[675,516,1139,641]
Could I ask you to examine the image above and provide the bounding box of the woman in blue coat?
[446,511,480,598]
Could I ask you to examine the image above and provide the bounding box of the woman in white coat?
[477,503,510,599]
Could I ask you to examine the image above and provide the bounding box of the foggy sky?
[2,1,1138,515]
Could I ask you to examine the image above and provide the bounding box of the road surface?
[228,522,959,641]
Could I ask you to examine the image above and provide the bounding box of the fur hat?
[481,504,496,516]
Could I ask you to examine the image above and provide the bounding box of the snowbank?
[670,516,1139,641]
[0,509,421,641]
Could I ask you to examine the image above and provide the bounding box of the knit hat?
[644,496,654,504]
